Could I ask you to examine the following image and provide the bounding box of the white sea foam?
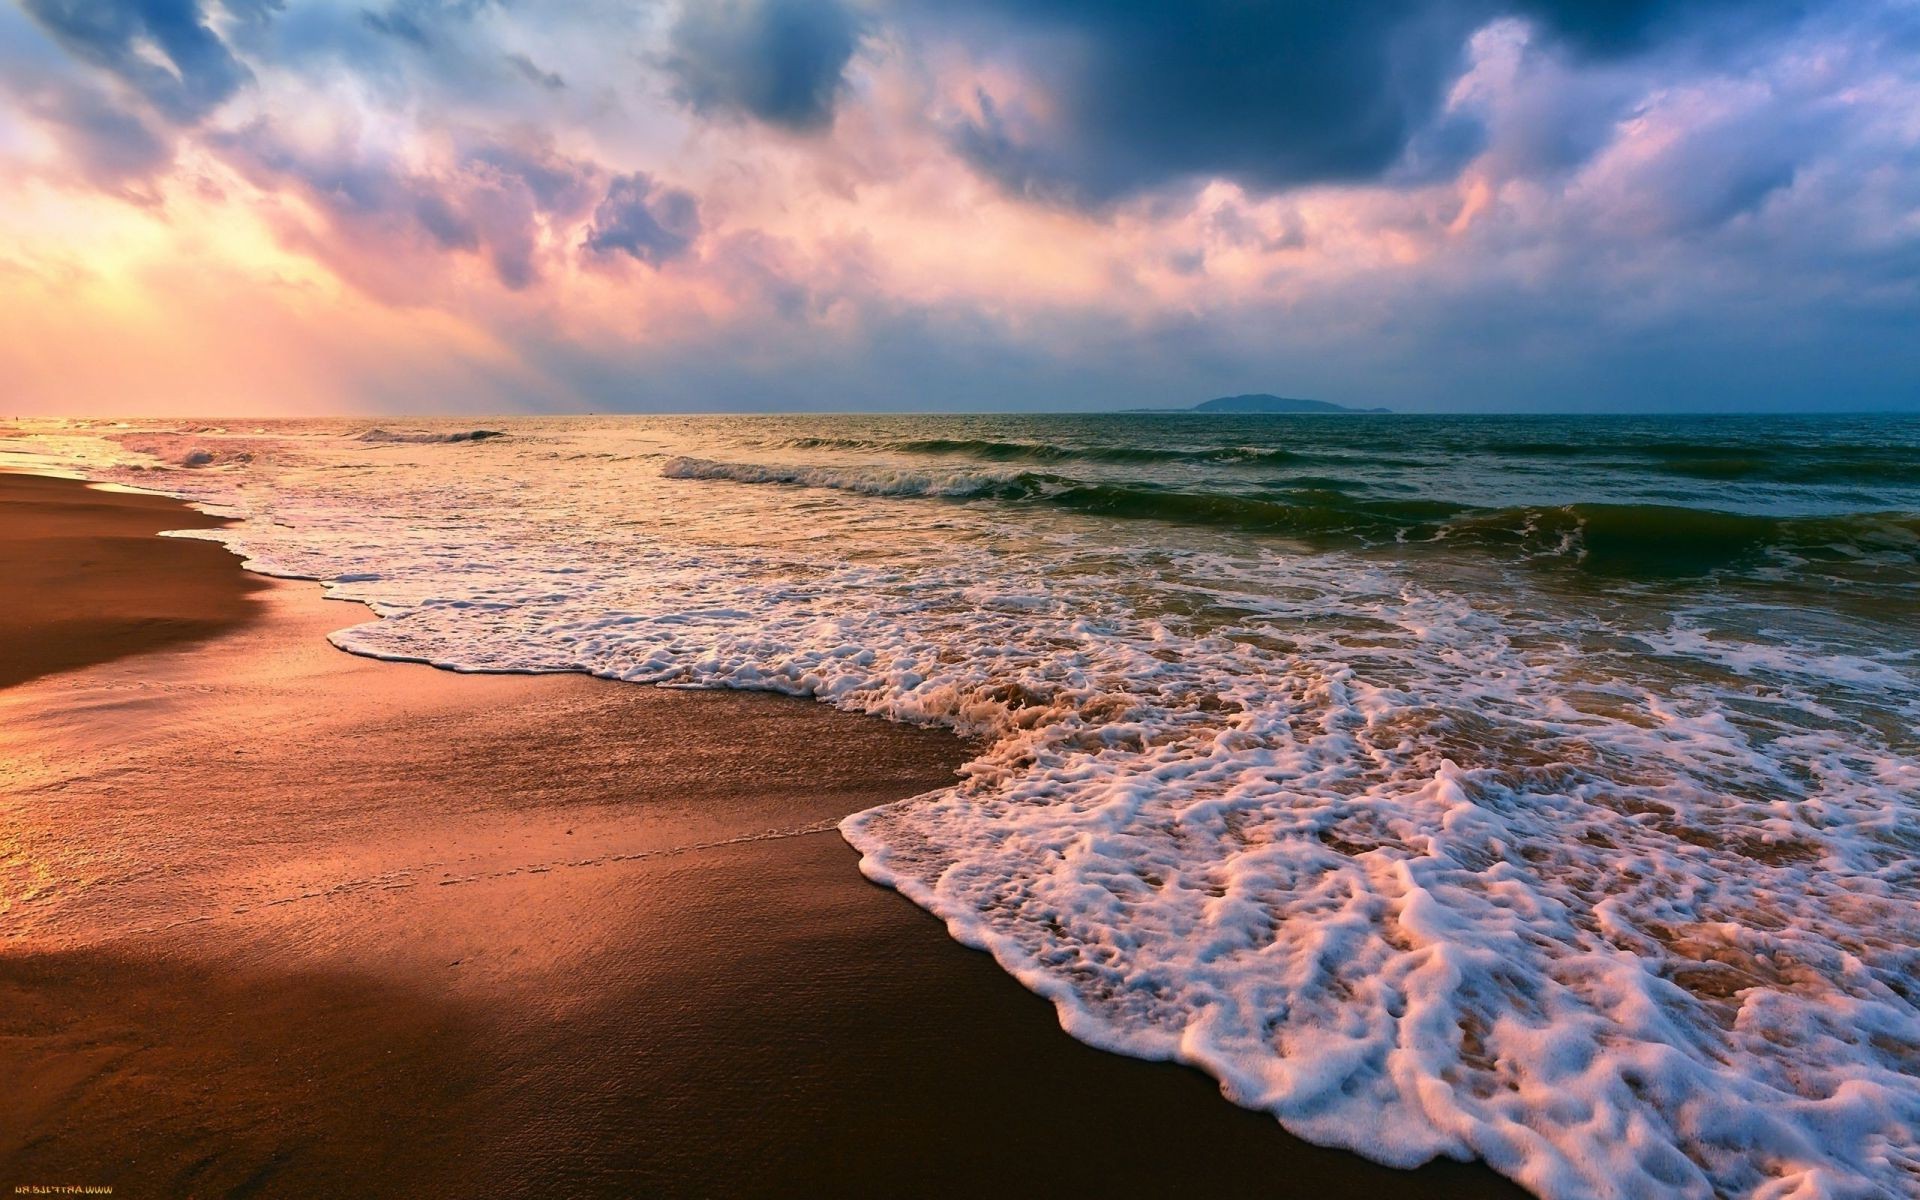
[22,416,1920,1199]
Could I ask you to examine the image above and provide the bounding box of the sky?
[0,0,1917,415]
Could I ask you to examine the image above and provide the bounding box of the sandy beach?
[0,473,1521,1197]
[0,472,265,690]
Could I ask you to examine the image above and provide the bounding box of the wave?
[668,457,1920,578]
[781,435,1302,466]
[1073,493,1919,576]
[110,433,253,469]
[1652,455,1920,485]
[1480,439,1920,485]
[1041,487,1909,574]
[355,427,505,444]
[661,455,1058,499]
[785,432,1920,491]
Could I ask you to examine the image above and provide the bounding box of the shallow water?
[12,412,1920,1198]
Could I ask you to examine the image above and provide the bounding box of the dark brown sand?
[0,474,1525,1198]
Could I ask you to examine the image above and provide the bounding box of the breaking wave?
[355,427,505,444]
[668,456,1920,580]
[662,455,1058,499]
[782,435,1303,465]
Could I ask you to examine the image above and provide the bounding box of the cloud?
[504,52,564,91]
[360,7,433,49]
[915,0,1812,208]
[20,0,252,123]
[219,0,284,32]
[583,172,702,266]
[1575,83,1812,236]
[214,123,611,294]
[357,0,500,51]
[3,70,175,191]
[665,0,863,132]
[928,2,1482,206]
[1448,21,1635,183]
[0,0,1914,414]
[1515,0,1806,57]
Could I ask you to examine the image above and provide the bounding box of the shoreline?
[0,473,1523,1197]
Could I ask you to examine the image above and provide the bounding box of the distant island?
[1126,393,1390,414]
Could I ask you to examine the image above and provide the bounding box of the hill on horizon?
[1124,393,1391,414]
[1193,394,1390,414]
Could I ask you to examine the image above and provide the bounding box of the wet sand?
[0,474,1524,1197]
[0,471,265,690]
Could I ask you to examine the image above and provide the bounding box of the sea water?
[10,412,1920,1198]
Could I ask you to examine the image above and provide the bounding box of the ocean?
[10,412,1920,1197]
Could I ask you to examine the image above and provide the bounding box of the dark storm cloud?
[1516,0,1807,56]
[664,0,863,132]
[583,174,702,266]
[937,1,1484,205]
[20,0,252,123]
[922,0,1812,206]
